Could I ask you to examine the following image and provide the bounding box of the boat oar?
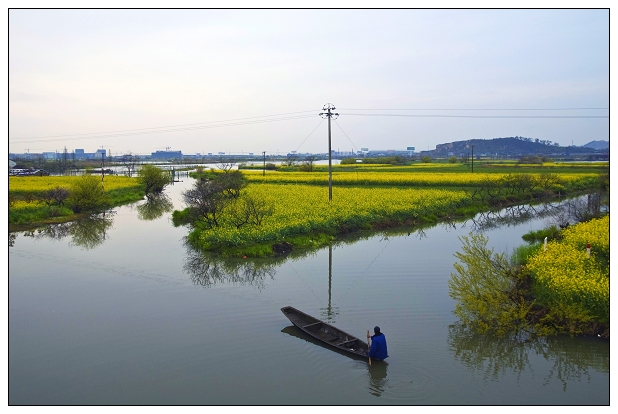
[367,330,372,366]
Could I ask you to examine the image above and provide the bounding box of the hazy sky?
[8,8,609,156]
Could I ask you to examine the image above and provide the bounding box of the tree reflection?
[448,324,609,389]
[464,202,560,232]
[183,243,277,290]
[23,222,71,241]
[20,211,115,250]
[68,212,115,249]
[136,193,174,221]
[463,192,607,233]
[448,323,532,381]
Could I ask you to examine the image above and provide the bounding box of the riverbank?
[180,187,602,258]
[173,163,606,257]
[8,175,144,231]
[449,214,609,339]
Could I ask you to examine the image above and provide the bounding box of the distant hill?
[425,136,600,158]
[583,140,609,150]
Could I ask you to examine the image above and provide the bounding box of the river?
[8,179,609,405]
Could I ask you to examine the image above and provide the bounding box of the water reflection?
[136,194,174,221]
[461,192,607,233]
[367,361,389,397]
[17,211,115,250]
[181,238,341,289]
[183,244,277,290]
[448,324,609,390]
[320,244,339,322]
[281,324,389,397]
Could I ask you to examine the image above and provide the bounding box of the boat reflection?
[281,325,389,397]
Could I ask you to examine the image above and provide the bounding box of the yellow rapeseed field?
[195,183,468,249]
[241,170,598,188]
[9,175,141,194]
[525,216,609,320]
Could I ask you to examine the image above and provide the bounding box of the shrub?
[449,233,532,336]
[67,175,110,213]
[138,164,170,194]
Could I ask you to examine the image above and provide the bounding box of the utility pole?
[471,145,474,173]
[319,103,339,201]
[101,146,105,189]
[262,151,266,176]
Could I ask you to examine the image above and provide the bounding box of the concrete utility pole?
[101,146,105,189]
[262,151,266,176]
[319,103,339,201]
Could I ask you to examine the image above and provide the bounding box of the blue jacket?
[368,332,388,360]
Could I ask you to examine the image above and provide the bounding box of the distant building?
[151,150,182,159]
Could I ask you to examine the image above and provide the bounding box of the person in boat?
[367,326,388,361]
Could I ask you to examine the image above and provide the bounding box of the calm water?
[8,180,610,405]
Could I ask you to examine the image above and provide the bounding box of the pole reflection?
[320,244,339,321]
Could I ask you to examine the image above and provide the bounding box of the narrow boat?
[281,306,369,359]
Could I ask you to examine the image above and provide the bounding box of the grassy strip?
[181,184,479,257]
[181,160,606,258]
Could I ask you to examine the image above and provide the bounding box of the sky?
[7,7,610,156]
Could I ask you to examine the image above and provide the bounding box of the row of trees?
[468,173,563,202]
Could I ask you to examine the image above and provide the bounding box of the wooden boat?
[281,306,369,359]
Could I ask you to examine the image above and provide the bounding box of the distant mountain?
[425,137,599,157]
[583,140,609,150]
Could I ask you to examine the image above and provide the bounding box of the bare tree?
[41,186,70,208]
[284,154,297,167]
[228,194,274,229]
[299,155,318,172]
[119,153,138,177]
[182,180,229,228]
[216,158,235,173]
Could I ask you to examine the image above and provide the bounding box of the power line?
[10,110,319,142]
[333,119,358,151]
[340,114,608,119]
[339,107,608,111]
[294,119,325,153]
